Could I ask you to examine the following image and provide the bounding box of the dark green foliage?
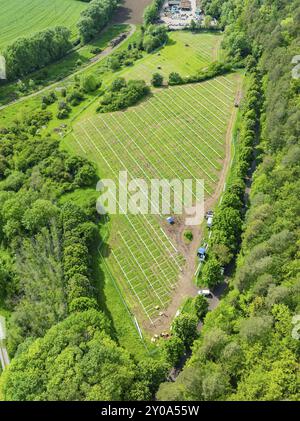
[4,27,72,81]
[143,0,164,25]
[184,230,193,242]
[162,336,185,367]
[151,72,163,87]
[143,25,168,53]
[106,48,143,72]
[97,79,150,113]
[193,295,209,321]
[77,0,118,44]
[69,297,99,313]
[171,314,198,349]
[57,101,71,119]
[168,62,233,86]
[201,257,223,288]
[60,201,98,307]
[80,74,99,93]
[168,72,183,86]
[41,92,57,107]
[66,89,85,106]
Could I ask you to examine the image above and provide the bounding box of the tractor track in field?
[212,35,223,61]
[145,74,243,336]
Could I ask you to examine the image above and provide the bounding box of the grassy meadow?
[0,0,87,51]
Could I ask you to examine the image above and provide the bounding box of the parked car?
[198,289,212,297]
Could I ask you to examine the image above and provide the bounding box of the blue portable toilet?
[167,216,175,225]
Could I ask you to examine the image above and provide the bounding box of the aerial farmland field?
[0,0,87,50]
[66,72,241,332]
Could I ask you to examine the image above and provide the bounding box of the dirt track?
[113,0,153,24]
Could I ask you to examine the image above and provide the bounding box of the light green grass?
[0,0,87,51]
[63,73,240,327]
[122,31,223,83]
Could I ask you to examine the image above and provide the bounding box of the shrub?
[67,89,84,106]
[69,297,99,313]
[168,72,183,86]
[97,79,150,113]
[184,230,193,242]
[151,72,163,87]
[80,74,99,93]
[193,295,209,321]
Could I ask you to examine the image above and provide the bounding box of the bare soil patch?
[113,0,153,24]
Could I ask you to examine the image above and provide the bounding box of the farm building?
[168,0,180,6]
[180,0,192,10]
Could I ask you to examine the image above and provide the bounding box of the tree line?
[77,0,118,44]
[3,27,72,81]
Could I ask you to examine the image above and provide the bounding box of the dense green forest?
[158,0,300,400]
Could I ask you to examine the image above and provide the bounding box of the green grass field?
[0,0,87,50]
[65,73,240,327]
[121,31,224,82]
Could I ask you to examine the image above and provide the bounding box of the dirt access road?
[113,0,153,24]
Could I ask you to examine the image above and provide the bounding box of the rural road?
[0,24,136,112]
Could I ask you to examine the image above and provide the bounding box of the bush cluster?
[97,78,150,113]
